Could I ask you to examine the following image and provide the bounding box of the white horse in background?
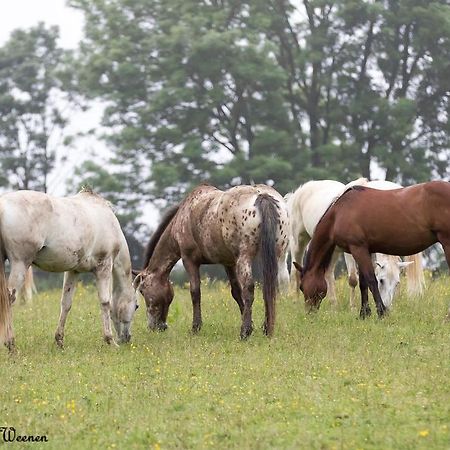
[0,188,138,352]
[286,179,425,309]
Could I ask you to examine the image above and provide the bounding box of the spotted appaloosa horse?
[0,189,138,352]
[298,181,450,321]
[134,184,289,339]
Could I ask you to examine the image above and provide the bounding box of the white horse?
[0,189,138,352]
[287,179,425,309]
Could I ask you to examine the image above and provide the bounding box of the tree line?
[0,0,449,243]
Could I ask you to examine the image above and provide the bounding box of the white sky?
[0,0,160,227]
[0,0,110,196]
[0,0,84,48]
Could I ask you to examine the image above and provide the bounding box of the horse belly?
[33,246,85,272]
[369,229,436,256]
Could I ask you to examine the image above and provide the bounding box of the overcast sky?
[0,0,84,48]
[0,1,159,227]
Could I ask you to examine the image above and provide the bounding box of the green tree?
[0,23,76,192]
[72,0,450,203]
[72,0,297,201]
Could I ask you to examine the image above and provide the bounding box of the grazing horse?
[297,181,450,321]
[287,179,424,308]
[134,184,289,339]
[0,189,138,352]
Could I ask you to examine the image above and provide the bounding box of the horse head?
[133,269,173,331]
[111,275,139,344]
[293,261,327,312]
[375,255,413,309]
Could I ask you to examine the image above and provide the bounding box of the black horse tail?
[255,194,279,337]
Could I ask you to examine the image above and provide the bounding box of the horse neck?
[146,224,180,276]
[112,238,134,299]
[307,219,336,273]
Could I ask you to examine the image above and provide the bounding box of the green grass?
[1,275,449,449]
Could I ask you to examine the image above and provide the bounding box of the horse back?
[173,185,288,265]
[330,182,446,255]
[0,190,125,272]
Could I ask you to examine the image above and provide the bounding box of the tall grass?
[1,275,449,449]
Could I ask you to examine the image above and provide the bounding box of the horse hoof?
[262,322,273,337]
[55,334,64,348]
[240,327,253,340]
[104,336,118,346]
[5,339,16,355]
[192,322,202,333]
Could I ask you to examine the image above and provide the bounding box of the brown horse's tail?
[255,194,279,337]
[405,253,425,297]
[0,237,12,346]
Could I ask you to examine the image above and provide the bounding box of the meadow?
[1,275,449,449]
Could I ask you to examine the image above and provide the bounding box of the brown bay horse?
[294,181,450,321]
[134,184,289,339]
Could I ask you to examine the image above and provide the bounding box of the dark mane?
[316,185,367,228]
[143,204,180,268]
[304,185,367,272]
[303,243,312,272]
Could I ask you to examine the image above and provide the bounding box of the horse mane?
[143,204,180,268]
[78,186,112,208]
[304,185,367,273]
[316,185,367,228]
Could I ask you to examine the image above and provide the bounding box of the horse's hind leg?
[7,261,30,305]
[344,253,358,310]
[94,264,116,345]
[182,258,202,333]
[350,246,386,318]
[55,271,78,348]
[225,266,244,314]
[235,256,254,339]
[18,267,34,304]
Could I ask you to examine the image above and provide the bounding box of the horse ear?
[132,271,144,289]
[397,261,414,271]
[292,261,303,276]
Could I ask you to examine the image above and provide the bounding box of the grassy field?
[1,275,449,449]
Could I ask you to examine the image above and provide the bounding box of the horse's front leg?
[94,263,116,346]
[235,256,254,339]
[55,271,79,348]
[351,246,386,318]
[358,271,371,319]
[182,258,202,333]
[325,250,340,309]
